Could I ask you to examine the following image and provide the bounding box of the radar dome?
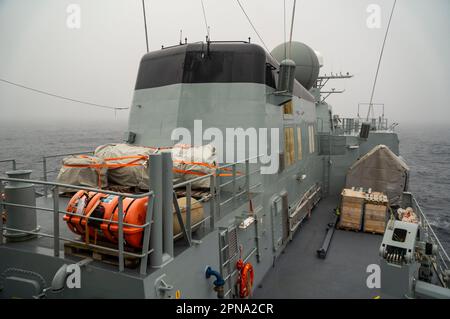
[271,42,320,90]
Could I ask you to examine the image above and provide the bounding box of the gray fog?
[0,0,449,127]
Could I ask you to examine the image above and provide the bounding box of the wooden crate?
[365,192,388,205]
[64,241,140,268]
[364,203,388,234]
[338,189,365,231]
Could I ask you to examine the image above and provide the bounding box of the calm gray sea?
[0,123,449,251]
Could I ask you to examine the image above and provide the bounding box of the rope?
[235,0,270,53]
[0,268,47,292]
[64,155,241,177]
[283,0,287,60]
[288,0,297,59]
[142,0,149,53]
[0,78,128,111]
[366,0,397,120]
[200,0,210,38]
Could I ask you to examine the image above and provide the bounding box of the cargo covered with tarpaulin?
[56,143,218,192]
[56,155,108,193]
[345,145,409,206]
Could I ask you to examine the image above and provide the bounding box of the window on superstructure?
[284,127,295,167]
[283,100,293,115]
[297,127,303,160]
[308,125,315,154]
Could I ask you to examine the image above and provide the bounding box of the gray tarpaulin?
[345,145,409,206]
[94,143,155,190]
[56,155,108,193]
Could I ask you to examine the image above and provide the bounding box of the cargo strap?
[63,156,148,188]
[64,155,242,177]
[84,198,101,245]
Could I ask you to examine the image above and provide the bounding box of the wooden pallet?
[64,241,140,268]
[337,223,361,232]
[363,229,385,235]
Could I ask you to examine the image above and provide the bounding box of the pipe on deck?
[149,153,163,268]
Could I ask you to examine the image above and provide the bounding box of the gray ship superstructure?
[0,40,449,299]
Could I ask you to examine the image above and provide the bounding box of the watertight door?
[271,196,283,253]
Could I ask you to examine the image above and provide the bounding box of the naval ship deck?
[2,193,383,297]
[255,195,383,299]
[0,193,217,276]
[1,163,448,298]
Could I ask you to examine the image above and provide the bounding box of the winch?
[379,220,450,299]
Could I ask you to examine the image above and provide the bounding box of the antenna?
[315,73,354,103]
[179,30,183,45]
[288,0,297,59]
[142,0,149,53]
[283,0,287,60]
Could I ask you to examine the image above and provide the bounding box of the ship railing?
[0,177,155,275]
[403,192,450,282]
[0,159,17,171]
[216,154,263,213]
[0,159,18,195]
[0,153,264,275]
[40,150,94,197]
[171,154,263,247]
[339,117,389,134]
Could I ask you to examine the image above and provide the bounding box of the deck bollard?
[4,170,40,241]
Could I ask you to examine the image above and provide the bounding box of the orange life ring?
[236,259,254,298]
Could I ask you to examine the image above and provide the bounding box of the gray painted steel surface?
[0,42,447,299]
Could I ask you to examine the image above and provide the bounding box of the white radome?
[314,50,324,68]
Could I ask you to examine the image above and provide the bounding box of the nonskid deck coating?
[254,196,383,299]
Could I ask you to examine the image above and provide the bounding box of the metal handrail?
[42,150,94,196]
[173,172,213,189]
[218,154,262,169]
[0,159,17,171]
[339,117,389,133]
[0,226,154,258]
[0,175,155,274]
[1,153,264,275]
[43,151,94,159]
[170,155,263,245]
[1,177,150,199]
[412,196,450,265]
[1,201,151,229]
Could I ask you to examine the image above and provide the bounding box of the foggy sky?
[0,0,449,127]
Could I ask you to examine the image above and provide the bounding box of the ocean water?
[398,125,450,251]
[0,123,449,252]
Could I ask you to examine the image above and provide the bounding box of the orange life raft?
[63,190,148,248]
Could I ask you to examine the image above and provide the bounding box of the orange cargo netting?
[63,154,241,189]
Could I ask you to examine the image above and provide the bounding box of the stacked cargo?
[338,188,389,234]
[363,192,388,234]
[338,188,365,231]
[56,143,218,193]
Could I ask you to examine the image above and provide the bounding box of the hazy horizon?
[0,0,449,127]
